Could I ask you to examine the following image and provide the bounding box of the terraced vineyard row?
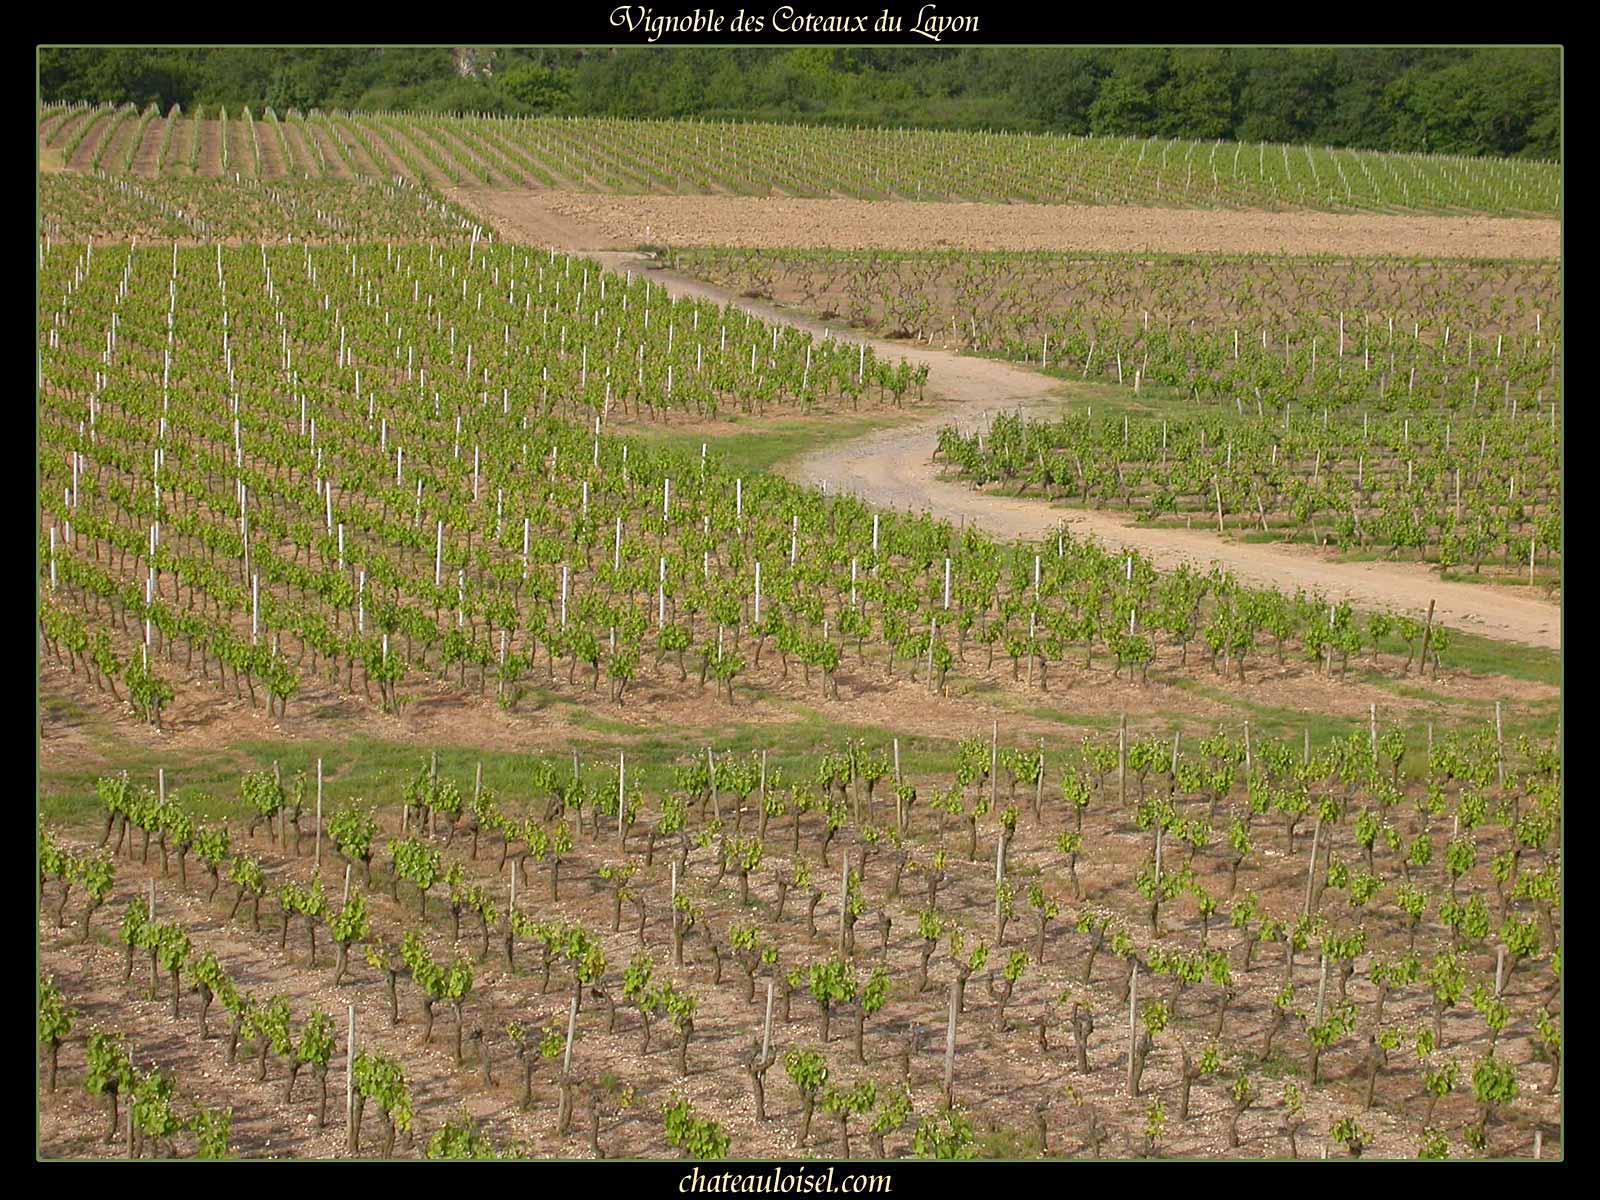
[40,103,1560,216]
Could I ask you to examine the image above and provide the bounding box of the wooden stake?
[1126,967,1138,1096]
[563,996,578,1076]
[943,979,959,1103]
[1303,818,1322,916]
[1418,599,1435,674]
[346,1004,356,1131]
[839,854,850,954]
[1034,740,1045,818]
[1119,715,1128,807]
[707,747,721,824]
[762,979,775,1063]
[315,758,323,868]
[990,721,998,811]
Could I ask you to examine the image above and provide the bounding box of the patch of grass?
[40,709,974,831]
[1166,677,1357,742]
[975,1121,1046,1160]
[630,410,908,476]
[565,707,643,737]
[1372,630,1559,688]
[1439,569,1559,593]
[1249,1051,1306,1081]
[1162,674,1553,780]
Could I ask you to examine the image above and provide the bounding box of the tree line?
[39,46,1559,161]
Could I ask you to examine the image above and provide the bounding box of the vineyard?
[39,719,1563,1159]
[38,172,482,245]
[45,236,1513,741]
[935,410,1559,579]
[662,249,1562,412]
[40,103,1560,216]
[37,70,1562,1164]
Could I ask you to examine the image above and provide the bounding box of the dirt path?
[491,190,1561,259]
[456,196,1561,650]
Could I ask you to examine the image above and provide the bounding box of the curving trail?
[457,195,1562,651]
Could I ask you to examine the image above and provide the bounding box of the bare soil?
[195,118,222,178]
[256,122,288,180]
[456,190,1560,261]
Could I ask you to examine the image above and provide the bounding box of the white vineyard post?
[316,758,323,868]
[1496,701,1505,787]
